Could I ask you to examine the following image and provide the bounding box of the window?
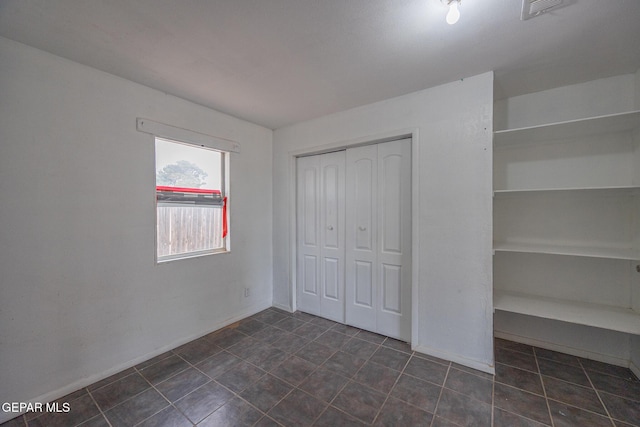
[155,137,229,261]
[136,118,239,262]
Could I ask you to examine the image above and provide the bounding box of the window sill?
[156,248,229,264]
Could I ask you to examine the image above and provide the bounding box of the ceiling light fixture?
[442,0,461,25]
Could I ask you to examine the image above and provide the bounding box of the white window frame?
[137,118,239,263]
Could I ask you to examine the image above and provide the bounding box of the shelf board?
[494,291,640,335]
[493,242,639,260]
[494,186,640,197]
[494,110,640,147]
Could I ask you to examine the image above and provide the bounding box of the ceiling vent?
[521,0,564,20]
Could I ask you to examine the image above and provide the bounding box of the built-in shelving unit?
[493,110,640,147]
[494,291,640,335]
[493,109,640,334]
[494,185,640,196]
[493,242,639,261]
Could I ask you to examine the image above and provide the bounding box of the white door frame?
[288,128,420,346]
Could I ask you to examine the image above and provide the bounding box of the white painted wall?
[494,73,639,366]
[273,73,494,372]
[0,37,273,420]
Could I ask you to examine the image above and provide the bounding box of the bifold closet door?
[296,151,345,323]
[345,139,411,341]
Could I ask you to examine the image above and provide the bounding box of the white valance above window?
[136,118,241,153]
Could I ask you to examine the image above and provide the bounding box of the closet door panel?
[296,156,322,315]
[355,260,374,307]
[303,168,319,246]
[322,163,340,249]
[380,153,403,254]
[323,257,340,300]
[346,144,378,331]
[376,139,412,340]
[381,263,402,314]
[303,255,318,296]
[319,151,346,322]
[354,158,374,251]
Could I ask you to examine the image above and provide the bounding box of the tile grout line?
[273,346,330,426]
[493,346,552,425]
[533,348,555,427]
[491,369,495,427]
[131,365,182,427]
[92,369,157,425]
[523,352,626,424]
[205,327,281,427]
[91,365,162,426]
[494,347,539,375]
[85,388,114,427]
[247,314,346,426]
[369,345,416,426]
[141,342,248,426]
[307,369,357,425]
[578,358,617,427]
[310,330,409,425]
[308,333,384,426]
[304,327,374,424]
[212,345,282,426]
[428,360,452,427]
[272,312,414,425]
[204,328,289,426]
[494,344,549,426]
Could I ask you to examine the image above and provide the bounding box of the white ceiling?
[1,0,639,129]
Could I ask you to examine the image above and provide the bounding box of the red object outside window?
[156,186,221,195]
[222,197,228,238]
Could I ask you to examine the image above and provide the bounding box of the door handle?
[359,226,367,231]
[327,226,334,230]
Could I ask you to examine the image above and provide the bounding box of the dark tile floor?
[2,308,639,426]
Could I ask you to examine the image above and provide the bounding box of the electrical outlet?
[244,288,250,298]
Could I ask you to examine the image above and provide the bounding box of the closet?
[296,138,412,341]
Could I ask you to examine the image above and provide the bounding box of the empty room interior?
[1,1,640,426]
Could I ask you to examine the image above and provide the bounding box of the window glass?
[155,138,222,190]
[155,137,228,261]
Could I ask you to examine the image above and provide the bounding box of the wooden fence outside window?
[157,206,223,257]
